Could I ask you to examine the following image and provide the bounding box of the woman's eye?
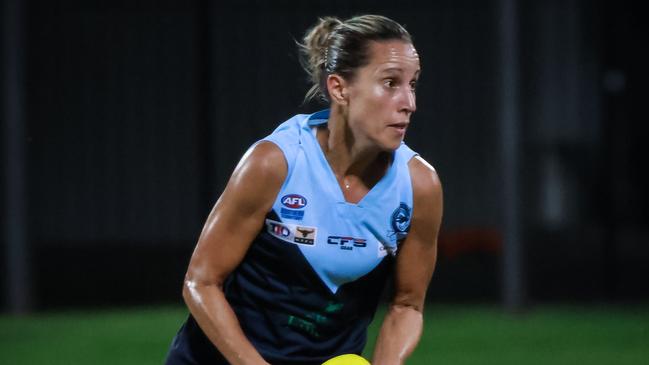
[384,79,396,88]
[410,81,417,92]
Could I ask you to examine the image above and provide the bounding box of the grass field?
[1,304,647,364]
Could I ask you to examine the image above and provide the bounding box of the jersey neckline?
[303,109,399,207]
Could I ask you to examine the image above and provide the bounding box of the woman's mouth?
[388,122,408,134]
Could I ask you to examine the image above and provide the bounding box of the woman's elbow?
[181,273,224,308]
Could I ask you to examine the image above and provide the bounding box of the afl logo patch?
[391,203,412,233]
[281,194,307,209]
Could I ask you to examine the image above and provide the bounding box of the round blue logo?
[391,203,411,233]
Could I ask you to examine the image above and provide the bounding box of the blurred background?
[2,0,648,363]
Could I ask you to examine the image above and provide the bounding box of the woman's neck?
[317,111,389,187]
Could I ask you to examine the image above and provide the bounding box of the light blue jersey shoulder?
[261,109,418,293]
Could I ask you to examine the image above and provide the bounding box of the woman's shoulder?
[395,142,418,162]
[395,142,437,183]
[257,112,314,176]
[407,154,442,198]
[236,141,288,187]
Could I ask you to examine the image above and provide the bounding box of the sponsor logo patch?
[294,226,316,245]
[281,194,307,209]
[327,236,367,251]
[267,220,291,239]
[280,207,305,220]
[265,219,316,246]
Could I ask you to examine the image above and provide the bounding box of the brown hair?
[299,15,413,103]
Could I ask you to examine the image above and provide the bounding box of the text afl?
[281,194,307,209]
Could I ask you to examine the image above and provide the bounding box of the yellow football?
[321,353,371,365]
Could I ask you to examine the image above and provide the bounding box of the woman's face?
[345,40,420,151]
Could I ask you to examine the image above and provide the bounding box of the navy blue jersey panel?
[165,316,228,365]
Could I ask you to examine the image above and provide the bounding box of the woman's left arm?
[372,156,443,365]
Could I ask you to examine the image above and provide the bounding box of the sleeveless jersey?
[166,109,418,365]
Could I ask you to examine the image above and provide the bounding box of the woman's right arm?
[182,141,287,365]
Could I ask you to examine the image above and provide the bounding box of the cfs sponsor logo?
[327,236,367,251]
[281,194,307,209]
[265,219,316,246]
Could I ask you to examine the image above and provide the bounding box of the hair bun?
[299,17,342,102]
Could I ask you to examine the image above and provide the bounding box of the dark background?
[2,0,647,312]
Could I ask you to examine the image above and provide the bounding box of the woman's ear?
[326,74,348,106]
